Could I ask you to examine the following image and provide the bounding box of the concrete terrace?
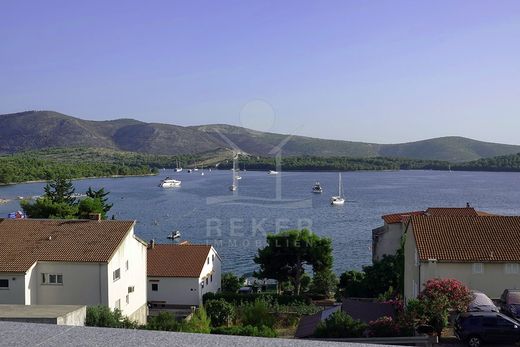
[0,321,388,347]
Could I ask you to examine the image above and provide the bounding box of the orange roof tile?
[411,215,520,262]
[426,207,479,216]
[0,219,135,272]
[382,211,424,224]
[147,244,213,278]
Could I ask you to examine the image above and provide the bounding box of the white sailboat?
[174,160,183,172]
[229,155,238,191]
[330,173,345,205]
[268,170,279,175]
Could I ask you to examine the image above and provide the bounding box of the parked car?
[455,311,520,347]
[468,290,499,312]
[500,289,520,320]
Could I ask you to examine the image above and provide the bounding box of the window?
[113,268,121,282]
[115,299,121,310]
[414,250,419,266]
[212,254,215,262]
[206,278,209,285]
[125,260,129,271]
[473,263,484,274]
[151,283,158,291]
[506,263,519,274]
[128,286,135,293]
[41,273,63,285]
[207,257,210,265]
[0,279,8,289]
[126,295,130,305]
[210,274,213,282]
[201,281,204,289]
[412,280,418,297]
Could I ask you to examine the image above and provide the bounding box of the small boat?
[330,173,345,205]
[236,175,242,180]
[174,160,183,172]
[312,181,323,193]
[268,170,279,175]
[159,177,181,188]
[167,230,181,240]
[230,153,239,191]
[187,169,192,173]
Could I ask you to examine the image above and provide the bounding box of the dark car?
[500,289,520,320]
[455,311,520,347]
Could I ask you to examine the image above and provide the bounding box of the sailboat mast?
[339,173,342,197]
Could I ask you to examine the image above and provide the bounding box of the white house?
[0,218,148,324]
[147,243,221,310]
[372,206,490,261]
[404,215,520,301]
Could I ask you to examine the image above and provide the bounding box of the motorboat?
[159,177,181,188]
[167,230,181,240]
[268,170,279,175]
[312,181,323,193]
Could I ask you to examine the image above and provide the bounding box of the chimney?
[466,202,471,208]
[89,213,102,221]
[148,239,155,249]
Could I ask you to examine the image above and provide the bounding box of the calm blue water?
[2,170,520,275]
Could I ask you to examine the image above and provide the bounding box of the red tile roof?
[382,211,424,224]
[426,207,479,216]
[411,215,520,262]
[382,207,491,224]
[147,244,213,278]
[0,219,135,272]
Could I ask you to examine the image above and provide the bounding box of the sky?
[1,0,520,144]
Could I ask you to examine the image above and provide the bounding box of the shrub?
[221,272,244,293]
[182,307,211,334]
[368,316,400,337]
[238,299,275,328]
[314,311,367,338]
[146,312,180,331]
[202,292,310,306]
[211,325,277,337]
[309,269,338,299]
[205,299,235,327]
[86,305,138,328]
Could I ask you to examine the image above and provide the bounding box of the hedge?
[202,292,311,306]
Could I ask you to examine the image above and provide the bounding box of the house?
[372,206,491,261]
[0,218,148,324]
[147,243,221,310]
[404,215,520,301]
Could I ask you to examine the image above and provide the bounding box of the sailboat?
[330,173,345,205]
[229,155,238,191]
[201,165,205,176]
[174,160,183,172]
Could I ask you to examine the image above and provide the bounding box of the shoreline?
[0,173,158,187]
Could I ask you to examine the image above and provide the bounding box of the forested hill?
[2,110,520,162]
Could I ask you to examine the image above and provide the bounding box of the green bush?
[211,325,277,337]
[205,299,235,327]
[181,307,211,334]
[367,316,400,337]
[314,311,367,338]
[86,305,138,329]
[238,299,275,328]
[309,269,338,299]
[146,312,180,331]
[202,292,310,306]
[221,272,244,293]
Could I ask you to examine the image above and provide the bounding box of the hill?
[2,110,520,162]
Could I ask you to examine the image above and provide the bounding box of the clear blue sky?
[1,1,519,144]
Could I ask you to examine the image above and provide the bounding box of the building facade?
[0,219,148,324]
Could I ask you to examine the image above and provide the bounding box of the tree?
[205,299,235,327]
[254,229,333,295]
[309,269,338,298]
[78,197,106,219]
[86,187,113,214]
[21,197,78,219]
[182,307,211,333]
[43,176,76,205]
[418,278,472,336]
[221,272,243,293]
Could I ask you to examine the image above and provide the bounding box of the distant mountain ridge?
[1,110,519,162]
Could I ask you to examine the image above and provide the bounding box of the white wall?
[199,247,221,301]
[148,277,200,306]
[107,228,147,318]
[0,272,27,304]
[373,223,404,261]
